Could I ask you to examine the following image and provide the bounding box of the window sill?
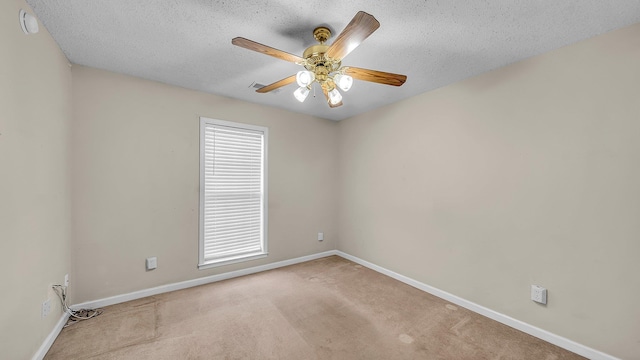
[198,252,268,270]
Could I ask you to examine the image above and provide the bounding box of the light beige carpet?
[45,256,585,359]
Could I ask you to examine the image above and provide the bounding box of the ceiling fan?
[232,11,407,108]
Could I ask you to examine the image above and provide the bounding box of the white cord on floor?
[52,285,103,326]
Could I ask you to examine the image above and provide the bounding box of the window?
[199,117,268,269]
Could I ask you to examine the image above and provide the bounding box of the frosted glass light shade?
[293,86,310,102]
[334,74,353,91]
[296,71,315,87]
[328,88,342,105]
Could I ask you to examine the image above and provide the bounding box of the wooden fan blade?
[344,67,407,86]
[322,87,343,108]
[256,75,297,93]
[232,37,304,63]
[326,11,380,61]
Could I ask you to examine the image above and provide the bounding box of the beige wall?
[0,0,72,358]
[338,23,640,359]
[3,2,638,356]
[71,66,339,303]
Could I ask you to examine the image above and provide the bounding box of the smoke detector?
[19,9,39,35]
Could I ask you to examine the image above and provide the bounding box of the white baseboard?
[72,250,338,310]
[64,249,617,359]
[32,312,70,360]
[335,250,618,360]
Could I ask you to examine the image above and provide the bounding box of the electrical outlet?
[317,232,324,241]
[531,285,547,304]
[64,274,69,287]
[146,257,157,270]
[42,298,51,318]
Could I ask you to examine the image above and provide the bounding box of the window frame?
[198,117,268,269]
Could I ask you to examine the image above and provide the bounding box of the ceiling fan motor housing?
[303,46,341,83]
[300,27,342,88]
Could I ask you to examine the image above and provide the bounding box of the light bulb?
[334,74,353,92]
[293,86,310,102]
[296,71,315,87]
[328,88,342,105]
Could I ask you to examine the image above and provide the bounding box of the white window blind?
[199,118,268,268]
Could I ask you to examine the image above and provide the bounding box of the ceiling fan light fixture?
[334,74,353,92]
[293,86,310,102]
[296,70,315,87]
[328,88,342,105]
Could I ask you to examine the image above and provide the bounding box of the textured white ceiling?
[26,0,640,121]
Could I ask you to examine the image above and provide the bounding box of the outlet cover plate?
[146,257,157,270]
[42,298,51,318]
[531,285,547,304]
